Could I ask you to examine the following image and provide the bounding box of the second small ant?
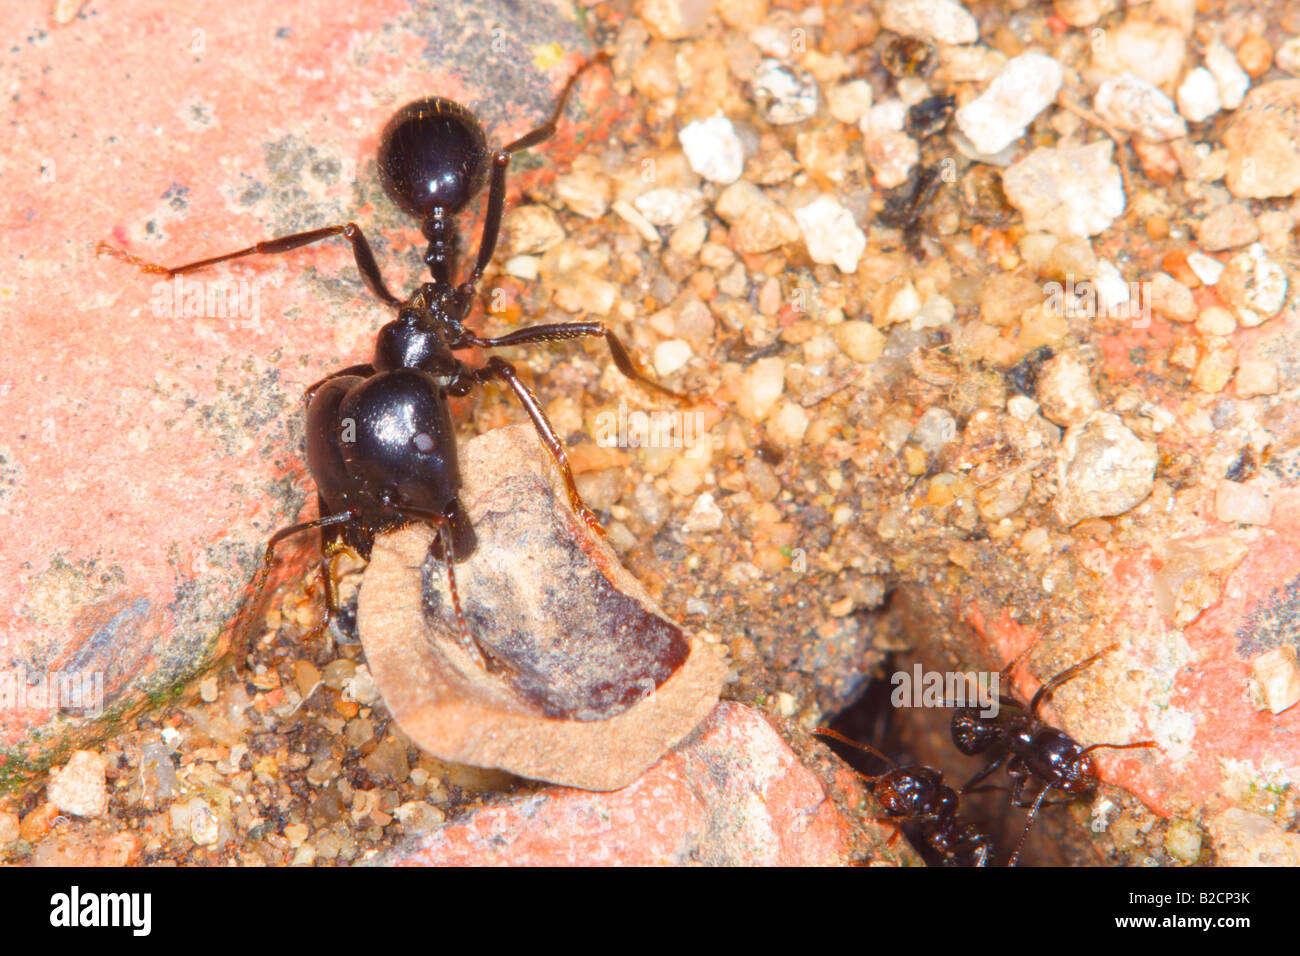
[99,54,687,669]
[951,643,1162,866]
[814,727,991,867]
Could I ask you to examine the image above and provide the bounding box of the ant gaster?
[951,642,1161,866]
[814,727,991,867]
[99,54,685,669]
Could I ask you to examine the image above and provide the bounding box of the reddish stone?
[382,702,871,866]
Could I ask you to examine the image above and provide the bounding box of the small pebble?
[1215,480,1272,525]
[1002,141,1125,238]
[1053,0,1115,26]
[1091,19,1185,89]
[1186,251,1225,285]
[1177,67,1222,124]
[199,674,219,702]
[188,798,220,846]
[684,492,725,532]
[503,256,540,280]
[0,811,18,846]
[1195,306,1237,336]
[1148,272,1197,323]
[553,169,611,219]
[861,128,919,189]
[1198,203,1260,251]
[1164,819,1204,863]
[1277,38,1300,76]
[679,114,746,184]
[1094,73,1186,142]
[914,407,957,454]
[48,750,109,819]
[767,401,810,446]
[611,201,661,244]
[751,60,819,125]
[1224,80,1300,198]
[833,321,886,362]
[827,80,873,125]
[736,356,786,422]
[1234,359,1279,397]
[396,801,446,833]
[1217,243,1288,327]
[1007,394,1039,421]
[1093,259,1132,315]
[1236,35,1273,78]
[1248,647,1300,714]
[1036,353,1099,427]
[795,195,866,273]
[880,0,979,45]
[956,53,1063,155]
[1204,41,1251,112]
[716,182,800,253]
[1192,337,1237,393]
[638,0,712,40]
[505,205,565,254]
[634,188,705,227]
[653,339,693,376]
[1054,413,1158,526]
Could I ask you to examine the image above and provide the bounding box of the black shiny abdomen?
[377,99,489,216]
[306,368,461,555]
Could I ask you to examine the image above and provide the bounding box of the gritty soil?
[5,0,1299,865]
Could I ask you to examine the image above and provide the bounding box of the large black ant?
[99,54,685,668]
[951,642,1162,866]
[814,727,991,867]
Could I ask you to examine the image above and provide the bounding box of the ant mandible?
[99,53,685,669]
[950,642,1161,865]
[814,727,991,866]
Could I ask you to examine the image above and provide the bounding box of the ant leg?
[98,222,401,306]
[503,53,611,155]
[1006,783,1055,867]
[812,727,895,767]
[389,505,486,670]
[961,752,1010,793]
[464,323,687,400]
[1079,740,1163,758]
[459,53,611,289]
[1028,642,1119,717]
[238,510,358,656]
[465,356,605,537]
[306,543,367,645]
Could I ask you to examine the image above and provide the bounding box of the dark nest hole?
[822,645,1093,868]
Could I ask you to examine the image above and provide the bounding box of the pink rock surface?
[0,0,620,773]
[954,309,1300,857]
[381,702,865,866]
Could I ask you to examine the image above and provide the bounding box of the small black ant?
[951,642,1162,866]
[814,727,991,867]
[99,54,685,668]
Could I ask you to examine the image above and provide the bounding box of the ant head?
[378,98,490,218]
[1033,728,1098,793]
[1061,752,1098,792]
[951,708,1003,756]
